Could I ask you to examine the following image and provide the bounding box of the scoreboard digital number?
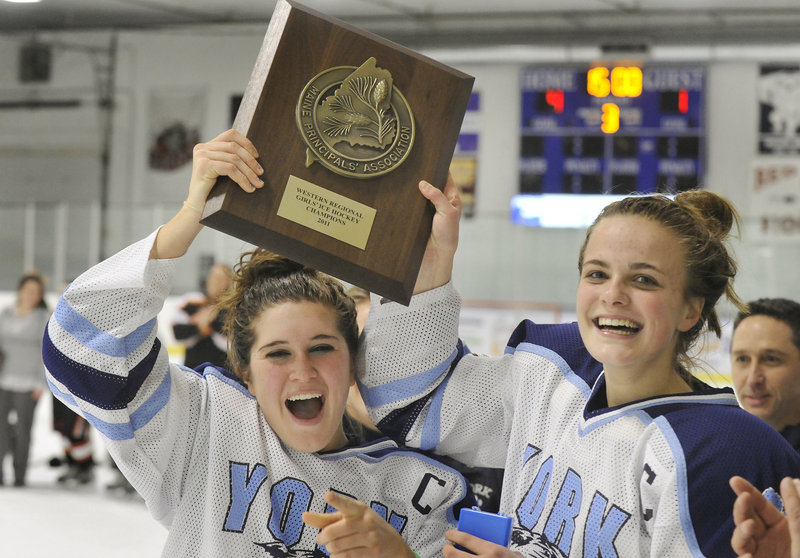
[519,65,705,196]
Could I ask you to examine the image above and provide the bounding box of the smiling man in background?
[731,297,800,452]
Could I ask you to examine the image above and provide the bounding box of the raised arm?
[150,129,263,260]
[413,173,462,294]
[44,129,265,513]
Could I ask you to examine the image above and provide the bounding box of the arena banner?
[147,88,206,172]
[450,92,480,218]
[758,65,800,154]
[749,157,800,241]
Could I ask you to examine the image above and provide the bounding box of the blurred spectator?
[731,297,800,452]
[171,263,232,369]
[0,273,50,487]
[51,396,95,485]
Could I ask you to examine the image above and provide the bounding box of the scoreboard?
[519,65,705,196]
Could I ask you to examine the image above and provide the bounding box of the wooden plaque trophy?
[200,0,474,304]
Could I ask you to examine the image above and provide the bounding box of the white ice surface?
[0,394,169,557]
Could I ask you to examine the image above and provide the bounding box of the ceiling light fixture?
[3,0,42,3]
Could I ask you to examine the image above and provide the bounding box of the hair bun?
[234,249,306,288]
[674,190,738,240]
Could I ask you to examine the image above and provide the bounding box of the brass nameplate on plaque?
[277,175,376,249]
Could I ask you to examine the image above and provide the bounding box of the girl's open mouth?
[286,393,324,420]
[595,317,642,335]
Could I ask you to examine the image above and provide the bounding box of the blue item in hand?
[455,506,513,554]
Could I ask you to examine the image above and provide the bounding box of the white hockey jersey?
[43,231,468,558]
[358,282,800,558]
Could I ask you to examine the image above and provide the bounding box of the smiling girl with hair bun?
[359,179,800,558]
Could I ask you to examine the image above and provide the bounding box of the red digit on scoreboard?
[546,89,564,114]
[678,89,689,114]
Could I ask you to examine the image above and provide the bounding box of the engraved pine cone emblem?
[318,58,397,149]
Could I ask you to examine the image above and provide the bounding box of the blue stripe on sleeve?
[360,347,459,407]
[47,370,171,441]
[419,370,454,450]
[43,326,162,410]
[53,298,156,358]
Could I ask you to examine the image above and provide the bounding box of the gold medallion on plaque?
[296,57,415,178]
